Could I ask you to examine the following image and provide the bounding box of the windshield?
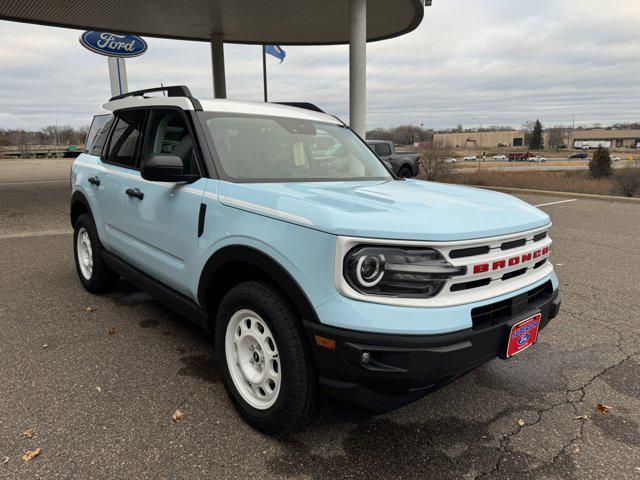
[199,113,392,182]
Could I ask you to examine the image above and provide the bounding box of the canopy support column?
[107,57,128,97]
[211,34,227,98]
[349,0,366,137]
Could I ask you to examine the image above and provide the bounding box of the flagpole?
[262,45,268,103]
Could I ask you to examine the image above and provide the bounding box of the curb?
[476,186,640,204]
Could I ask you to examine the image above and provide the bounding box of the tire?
[215,281,317,435]
[73,213,118,293]
[398,166,412,178]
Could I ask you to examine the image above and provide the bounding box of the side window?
[144,110,199,175]
[375,143,392,157]
[106,110,146,168]
[88,115,115,156]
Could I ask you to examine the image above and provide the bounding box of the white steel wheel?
[76,227,93,280]
[225,309,281,410]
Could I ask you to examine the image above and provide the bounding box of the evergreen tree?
[530,119,544,150]
[589,146,613,178]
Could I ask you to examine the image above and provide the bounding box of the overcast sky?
[1,0,639,131]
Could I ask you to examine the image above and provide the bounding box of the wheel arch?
[197,245,320,329]
[70,190,93,227]
[399,163,413,176]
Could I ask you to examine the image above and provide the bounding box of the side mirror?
[140,154,198,183]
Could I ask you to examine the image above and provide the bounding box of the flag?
[265,45,286,63]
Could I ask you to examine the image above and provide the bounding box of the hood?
[218,179,550,241]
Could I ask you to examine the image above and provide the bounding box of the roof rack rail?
[110,85,193,102]
[273,102,325,114]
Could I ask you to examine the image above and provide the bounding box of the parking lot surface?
[1,160,639,479]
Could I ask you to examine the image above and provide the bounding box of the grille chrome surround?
[334,224,553,308]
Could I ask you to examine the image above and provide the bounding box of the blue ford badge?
[80,32,147,58]
[517,333,530,346]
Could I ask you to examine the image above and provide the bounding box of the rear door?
[117,108,206,294]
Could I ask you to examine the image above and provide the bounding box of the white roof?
[199,99,341,124]
[103,96,342,125]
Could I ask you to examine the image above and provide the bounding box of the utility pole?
[571,111,575,152]
[472,117,483,166]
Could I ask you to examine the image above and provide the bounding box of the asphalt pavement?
[1,160,639,479]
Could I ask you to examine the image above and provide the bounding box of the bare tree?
[420,141,454,181]
[547,126,566,148]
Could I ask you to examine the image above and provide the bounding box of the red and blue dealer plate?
[506,313,541,358]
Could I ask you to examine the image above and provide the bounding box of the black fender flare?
[197,245,320,324]
[69,190,93,226]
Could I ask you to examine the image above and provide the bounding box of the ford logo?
[80,32,147,58]
[517,333,530,346]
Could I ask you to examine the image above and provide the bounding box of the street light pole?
[570,111,575,151]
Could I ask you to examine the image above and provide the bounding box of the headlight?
[343,246,465,298]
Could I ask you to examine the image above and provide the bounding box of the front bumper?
[305,285,562,413]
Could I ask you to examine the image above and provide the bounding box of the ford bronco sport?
[70,86,561,434]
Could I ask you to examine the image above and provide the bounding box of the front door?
[99,109,147,257]
[117,108,206,295]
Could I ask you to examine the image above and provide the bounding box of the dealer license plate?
[506,313,541,358]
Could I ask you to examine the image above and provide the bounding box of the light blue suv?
[70,86,561,434]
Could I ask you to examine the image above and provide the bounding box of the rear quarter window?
[85,114,114,156]
[375,143,392,156]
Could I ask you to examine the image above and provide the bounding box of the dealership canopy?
[0,0,428,135]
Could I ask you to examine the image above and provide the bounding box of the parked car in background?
[463,155,477,161]
[493,154,507,161]
[529,156,547,163]
[366,140,420,178]
[444,157,457,164]
[508,152,533,162]
[568,152,588,159]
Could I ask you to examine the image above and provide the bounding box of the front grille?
[449,246,489,259]
[450,278,491,292]
[533,232,547,242]
[501,238,526,250]
[502,267,527,281]
[471,280,553,330]
[533,259,547,269]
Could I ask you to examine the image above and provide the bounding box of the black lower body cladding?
[305,288,562,413]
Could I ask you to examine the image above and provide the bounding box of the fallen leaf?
[42,344,48,349]
[84,306,96,312]
[516,419,525,427]
[22,428,35,439]
[575,415,588,421]
[108,326,117,336]
[595,403,613,414]
[96,386,102,393]
[22,448,41,462]
[172,409,184,423]
[2,457,8,465]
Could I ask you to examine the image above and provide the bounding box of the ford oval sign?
[80,32,147,58]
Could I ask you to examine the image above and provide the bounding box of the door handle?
[88,176,100,186]
[125,188,144,200]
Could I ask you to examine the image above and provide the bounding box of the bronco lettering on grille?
[472,246,549,274]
